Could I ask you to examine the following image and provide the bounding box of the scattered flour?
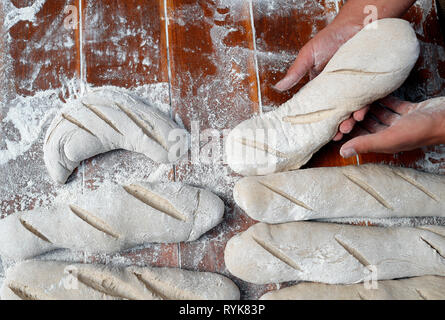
[0,89,62,166]
[1,0,445,301]
[0,82,173,217]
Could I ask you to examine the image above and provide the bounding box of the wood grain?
[165,0,268,299]
[0,0,81,217]
[1,0,445,300]
[83,0,167,88]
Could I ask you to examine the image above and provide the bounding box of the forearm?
[334,0,417,26]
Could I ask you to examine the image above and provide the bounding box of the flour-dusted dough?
[44,88,188,184]
[0,182,224,261]
[260,276,445,300]
[225,19,419,176]
[234,164,445,223]
[224,222,445,284]
[0,261,240,300]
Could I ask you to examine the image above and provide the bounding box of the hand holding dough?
[225,19,419,176]
[44,88,188,184]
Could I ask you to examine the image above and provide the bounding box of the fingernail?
[270,85,282,93]
[340,147,357,158]
[356,113,366,122]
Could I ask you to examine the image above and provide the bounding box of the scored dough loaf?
[234,164,445,223]
[260,276,445,300]
[225,19,419,176]
[224,222,445,285]
[44,88,188,184]
[0,182,224,261]
[0,260,240,300]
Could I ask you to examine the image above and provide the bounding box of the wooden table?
[1,0,445,299]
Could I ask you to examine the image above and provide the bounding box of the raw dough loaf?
[234,164,445,223]
[0,182,224,261]
[260,276,445,300]
[1,261,240,300]
[224,222,445,284]
[225,19,419,176]
[44,88,188,184]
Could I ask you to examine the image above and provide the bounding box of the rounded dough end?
[187,189,225,241]
[224,231,270,285]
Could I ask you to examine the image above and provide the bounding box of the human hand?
[339,96,445,158]
[273,19,362,92]
[274,0,416,92]
[333,105,370,142]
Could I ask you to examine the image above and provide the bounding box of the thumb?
[340,130,397,158]
[274,46,314,92]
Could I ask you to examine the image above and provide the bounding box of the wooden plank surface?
[0,0,81,218]
[83,0,167,88]
[1,0,445,300]
[81,0,177,268]
[165,0,263,299]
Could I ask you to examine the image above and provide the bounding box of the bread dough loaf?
[225,19,419,176]
[44,88,188,184]
[1,261,240,300]
[0,182,224,261]
[260,276,445,300]
[234,164,445,223]
[224,222,445,284]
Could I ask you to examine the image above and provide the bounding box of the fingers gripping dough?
[1,261,240,300]
[0,182,224,261]
[225,19,420,176]
[224,222,445,285]
[234,164,445,223]
[44,88,188,184]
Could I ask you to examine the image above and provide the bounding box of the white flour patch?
[2,0,46,31]
[142,56,151,67]
[177,162,239,203]
[0,89,62,166]
[417,145,445,174]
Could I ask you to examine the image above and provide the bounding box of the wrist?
[326,17,364,43]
